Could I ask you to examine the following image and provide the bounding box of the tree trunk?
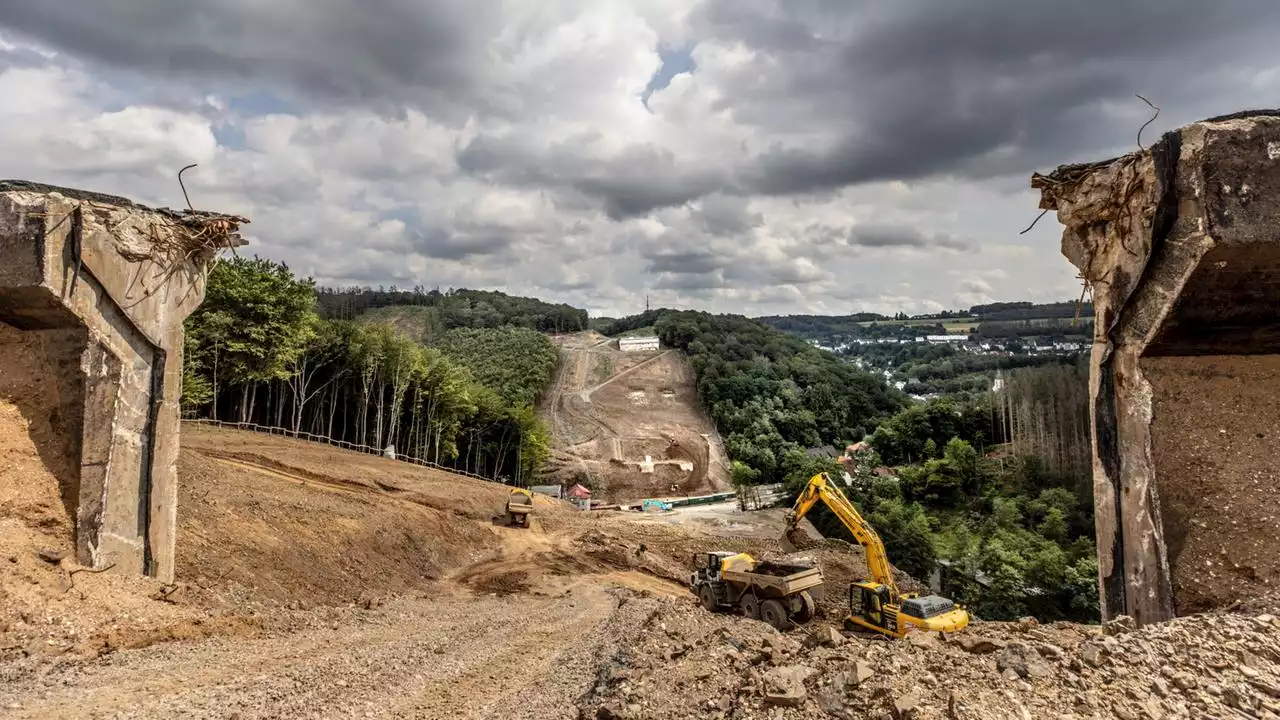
[211,343,220,421]
[247,382,259,424]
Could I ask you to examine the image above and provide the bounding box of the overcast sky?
[3,1,1279,318]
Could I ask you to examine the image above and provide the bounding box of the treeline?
[845,343,1080,397]
[316,286,588,334]
[755,313,887,335]
[970,300,1094,321]
[181,257,557,483]
[604,310,906,484]
[975,318,1093,340]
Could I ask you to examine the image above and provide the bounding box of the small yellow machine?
[505,488,534,528]
[785,472,970,638]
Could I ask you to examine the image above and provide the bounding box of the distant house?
[567,484,592,500]
[619,335,660,352]
[926,335,965,344]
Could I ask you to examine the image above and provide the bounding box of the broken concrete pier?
[0,180,246,582]
[1033,111,1280,625]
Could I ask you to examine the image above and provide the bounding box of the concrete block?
[0,180,246,582]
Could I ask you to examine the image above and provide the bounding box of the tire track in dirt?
[0,592,618,720]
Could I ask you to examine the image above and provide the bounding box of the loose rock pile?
[577,592,1280,720]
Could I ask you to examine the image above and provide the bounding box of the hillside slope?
[537,331,730,501]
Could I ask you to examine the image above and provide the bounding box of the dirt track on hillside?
[538,331,729,501]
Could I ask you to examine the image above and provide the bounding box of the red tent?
[567,484,592,499]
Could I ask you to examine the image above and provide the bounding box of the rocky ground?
[575,592,1280,720]
[2,425,1279,719]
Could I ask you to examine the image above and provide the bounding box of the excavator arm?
[787,473,898,596]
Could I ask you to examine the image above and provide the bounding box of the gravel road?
[0,584,621,720]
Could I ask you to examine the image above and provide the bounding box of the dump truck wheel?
[699,585,718,612]
[740,594,761,620]
[505,512,515,526]
[760,599,788,630]
[794,590,816,623]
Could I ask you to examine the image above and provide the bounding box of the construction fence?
[180,418,499,485]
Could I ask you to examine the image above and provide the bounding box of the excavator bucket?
[780,511,819,553]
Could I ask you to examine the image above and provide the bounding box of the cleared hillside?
[537,331,731,501]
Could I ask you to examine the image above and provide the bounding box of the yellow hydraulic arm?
[787,472,897,596]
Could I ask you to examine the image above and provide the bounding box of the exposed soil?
[1143,354,1280,614]
[2,323,220,665]
[2,423,1277,719]
[539,332,729,501]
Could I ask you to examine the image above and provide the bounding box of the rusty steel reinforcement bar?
[180,418,499,484]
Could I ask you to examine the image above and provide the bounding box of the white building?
[619,335,660,352]
[926,334,966,344]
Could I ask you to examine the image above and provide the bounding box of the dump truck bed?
[721,564,823,596]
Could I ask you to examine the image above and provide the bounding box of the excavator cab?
[848,582,897,634]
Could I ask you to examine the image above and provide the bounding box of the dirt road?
[0,586,625,720]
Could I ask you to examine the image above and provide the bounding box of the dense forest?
[843,342,1079,396]
[970,301,1094,321]
[785,367,1097,622]
[316,286,588,334]
[603,310,907,484]
[757,300,1095,344]
[181,257,562,483]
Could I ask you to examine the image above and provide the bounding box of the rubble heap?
[1031,111,1280,625]
[578,592,1280,720]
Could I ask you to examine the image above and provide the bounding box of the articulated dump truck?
[505,488,534,528]
[689,551,824,630]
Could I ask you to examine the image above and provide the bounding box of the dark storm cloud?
[457,134,724,219]
[413,226,513,261]
[810,222,973,252]
[644,251,726,275]
[0,0,496,116]
[704,0,1280,195]
[653,270,727,292]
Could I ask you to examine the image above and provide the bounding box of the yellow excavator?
[784,472,970,638]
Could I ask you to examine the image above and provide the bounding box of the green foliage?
[866,498,937,580]
[182,260,561,484]
[604,309,905,484]
[729,460,760,488]
[866,398,991,465]
[317,286,587,334]
[434,327,558,408]
[187,256,318,386]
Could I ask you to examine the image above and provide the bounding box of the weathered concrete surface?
[1033,112,1280,625]
[0,180,245,582]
